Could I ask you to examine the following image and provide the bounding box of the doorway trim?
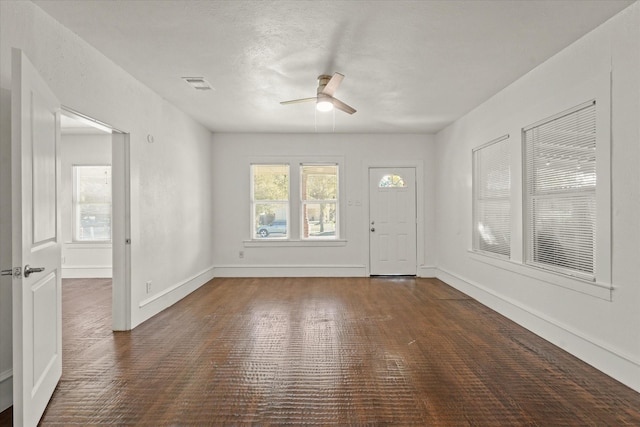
[363,159,425,277]
[61,107,131,331]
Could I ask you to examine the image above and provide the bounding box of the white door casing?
[11,48,62,427]
[369,167,417,275]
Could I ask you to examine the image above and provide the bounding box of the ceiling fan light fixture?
[316,99,334,112]
[316,93,333,113]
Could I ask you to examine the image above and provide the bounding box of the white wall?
[434,3,640,392]
[211,133,436,277]
[0,0,215,409]
[60,133,112,278]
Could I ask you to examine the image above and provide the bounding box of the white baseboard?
[62,265,112,278]
[0,369,12,412]
[139,266,215,309]
[213,264,367,277]
[135,266,216,327]
[436,267,640,393]
[417,265,437,278]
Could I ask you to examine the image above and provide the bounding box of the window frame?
[300,163,339,240]
[250,163,291,240]
[469,75,612,300]
[72,164,113,243]
[472,134,511,259]
[247,156,345,245]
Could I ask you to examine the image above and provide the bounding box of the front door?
[369,167,417,275]
[11,48,62,427]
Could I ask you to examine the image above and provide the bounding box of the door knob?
[370,227,375,232]
[24,265,45,278]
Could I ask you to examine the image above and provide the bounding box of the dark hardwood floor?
[0,407,8,426]
[2,276,639,425]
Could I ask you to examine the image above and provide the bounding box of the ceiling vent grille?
[182,77,213,90]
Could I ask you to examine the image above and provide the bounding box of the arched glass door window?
[378,174,407,188]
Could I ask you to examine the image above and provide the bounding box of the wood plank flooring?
[4,277,640,425]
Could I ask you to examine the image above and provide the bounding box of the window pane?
[253,165,289,200]
[473,136,511,257]
[254,203,288,238]
[74,165,111,241]
[303,202,336,238]
[378,174,407,188]
[531,196,595,274]
[528,106,596,194]
[302,165,337,200]
[477,199,511,256]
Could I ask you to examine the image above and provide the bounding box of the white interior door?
[369,167,417,275]
[11,48,62,427]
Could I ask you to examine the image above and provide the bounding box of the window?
[524,101,596,278]
[249,160,343,242]
[473,135,511,257]
[73,165,112,242]
[378,174,407,188]
[301,164,338,239]
[252,164,289,239]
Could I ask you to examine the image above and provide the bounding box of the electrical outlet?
[239,251,244,259]
[146,281,152,294]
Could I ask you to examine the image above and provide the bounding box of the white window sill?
[468,250,612,301]
[244,239,347,248]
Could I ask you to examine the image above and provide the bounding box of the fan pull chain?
[332,108,336,132]
[313,105,336,132]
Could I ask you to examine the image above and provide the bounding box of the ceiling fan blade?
[321,72,344,96]
[332,97,356,115]
[280,97,316,105]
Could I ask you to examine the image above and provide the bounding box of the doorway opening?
[60,108,130,331]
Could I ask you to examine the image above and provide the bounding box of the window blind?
[473,135,511,257]
[524,101,596,277]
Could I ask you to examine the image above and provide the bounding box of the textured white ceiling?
[34,0,634,134]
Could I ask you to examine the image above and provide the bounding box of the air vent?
[182,77,213,90]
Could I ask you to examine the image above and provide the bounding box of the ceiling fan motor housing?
[317,75,332,93]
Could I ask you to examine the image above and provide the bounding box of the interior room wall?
[211,133,436,277]
[434,3,640,392]
[60,133,113,278]
[0,0,215,408]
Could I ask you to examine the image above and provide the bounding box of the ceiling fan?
[280,72,357,114]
